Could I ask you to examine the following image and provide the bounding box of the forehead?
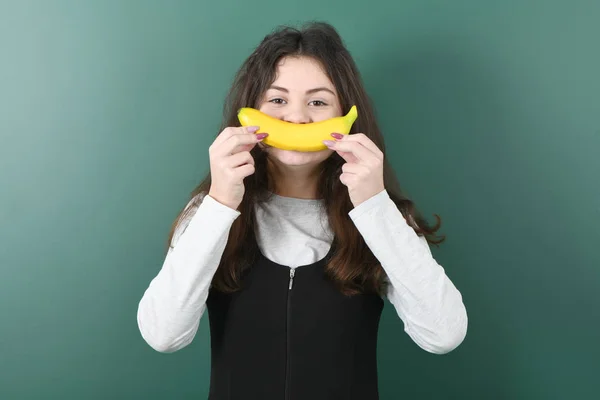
[271,56,335,90]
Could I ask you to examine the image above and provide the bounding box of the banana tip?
[347,105,358,121]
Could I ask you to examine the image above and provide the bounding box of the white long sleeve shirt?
[137,189,468,355]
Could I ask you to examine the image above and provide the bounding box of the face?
[257,56,342,167]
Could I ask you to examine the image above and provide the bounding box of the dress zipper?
[285,268,295,399]
[288,268,295,289]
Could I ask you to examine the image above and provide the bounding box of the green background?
[1,1,599,399]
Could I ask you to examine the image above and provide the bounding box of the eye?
[269,98,286,105]
[309,100,328,107]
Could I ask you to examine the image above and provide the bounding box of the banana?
[237,105,358,152]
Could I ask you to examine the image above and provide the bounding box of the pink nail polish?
[246,126,259,133]
[331,133,344,140]
[256,133,268,140]
[323,140,335,147]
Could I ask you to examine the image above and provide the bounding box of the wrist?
[208,191,239,211]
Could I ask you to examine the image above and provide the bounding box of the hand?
[324,133,385,208]
[208,126,268,210]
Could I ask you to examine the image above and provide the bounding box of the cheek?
[258,103,280,118]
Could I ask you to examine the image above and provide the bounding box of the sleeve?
[136,193,241,353]
[348,190,468,354]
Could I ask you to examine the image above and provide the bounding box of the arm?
[137,194,240,353]
[349,190,468,354]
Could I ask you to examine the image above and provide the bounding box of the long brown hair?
[168,22,444,296]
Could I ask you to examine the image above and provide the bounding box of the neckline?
[263,191,325,209]
[257,239,337,271]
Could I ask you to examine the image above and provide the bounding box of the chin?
[265,146,333,167]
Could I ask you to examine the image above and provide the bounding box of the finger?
[213,126,259,148]
[212,126,238,147]
[227,151,254,168]
[233,163,256,179]
[341,162,368,175]
[324,139,372,162]
[335,150,358,164]
[222,131,267,155]
[235,140,260,155]
[339,172,358,187]
[332,133,384,160]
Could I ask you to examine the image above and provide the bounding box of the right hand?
[207,126,268,210]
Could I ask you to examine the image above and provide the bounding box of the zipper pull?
[288,268,295,290]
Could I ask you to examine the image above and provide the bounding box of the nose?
[283,106,311,124]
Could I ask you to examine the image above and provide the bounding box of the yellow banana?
[237,105,358,152]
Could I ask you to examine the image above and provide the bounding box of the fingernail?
[246,126,259,133]
[331,133,344,140]
[256,133,268,140]
[323,140,335,147]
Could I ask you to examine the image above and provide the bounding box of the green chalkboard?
[1,1,598,399]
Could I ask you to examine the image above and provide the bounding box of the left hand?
[324,133,385,207]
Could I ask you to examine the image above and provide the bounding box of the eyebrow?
[269,85,336,96]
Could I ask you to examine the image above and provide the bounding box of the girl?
[137,22,467,400]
